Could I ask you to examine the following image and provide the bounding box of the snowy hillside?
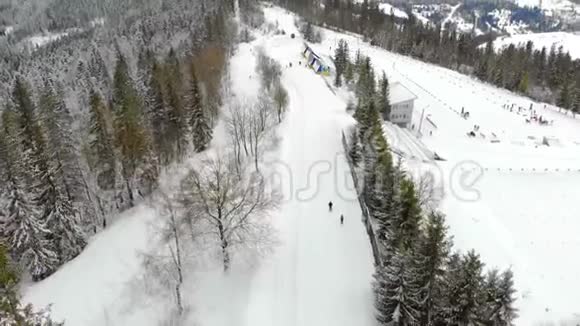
[20,3,580,326]
[22,5,375,326]
[305,11,580,326]
[492,31,580,59]
[378,3,408,20]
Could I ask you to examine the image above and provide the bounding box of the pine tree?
[398,179,422,251]
[112,52,151,207]
[373,249,420,326]
[334,39,349,87]
[145,60,171,165]
[517,71,529,94]
[572,87,580,117]
[344,61,354,84]
[377,72,391,121]
[188,61,212,152]
[0,108,57,281]
[348,127,362,167]
[413,212,452,325]
[88,90,117,191]
[442,250,485,325]
[557,77,573,111]
[37,84,87,264]
[482,269,518,325]
[164,49,189,159]
[39,84,84,203]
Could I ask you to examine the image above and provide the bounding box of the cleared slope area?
[243,8,376,326]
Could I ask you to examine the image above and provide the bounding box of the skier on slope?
[340,214,344,225]
[328,201,333,212]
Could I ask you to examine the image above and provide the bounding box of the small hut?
[303,43,330,76]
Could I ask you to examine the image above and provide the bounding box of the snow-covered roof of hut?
[389,82,417,105]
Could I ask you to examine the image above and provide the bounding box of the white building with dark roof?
[387,82,417,128]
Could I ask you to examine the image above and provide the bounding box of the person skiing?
[340,214,344,225]
[328,201,333,212]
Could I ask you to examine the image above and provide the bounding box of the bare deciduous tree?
[180,154,279,272]
[140,191,192,320]
[413,172,442,211]
[227,96,276,173]
[255,47,282,90]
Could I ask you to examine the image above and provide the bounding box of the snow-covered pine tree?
[442,250,485,325]
[144,59,171,166]
[333,39,349,87]
[0,108,58,281]
[88,46,111,95]
[377,72,391,120]
[88,90,117,192]
[165,48,189,159]
[344,61,354,85]
[482,269,518,325]
[188,61,212,152]
[37,84,87,264]
[381,159,404,261]
[373,248,421,326]
[398,178,422,251]
[348,127,362,167]
[573,87,580,117]
[112,52,151,207]
[412,211,452,326]
[38,83,84,206]
[356,56,376,105]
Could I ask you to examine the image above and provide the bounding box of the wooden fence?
[341,131,381,266]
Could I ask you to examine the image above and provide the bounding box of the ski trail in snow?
[243,48,375,326]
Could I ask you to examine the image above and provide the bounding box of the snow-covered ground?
[25,32,70,48]
[21,4,580,326]
[378,3,408,20]
[309,14,580,326]
[23,6,376,326]
[492,32,580,59]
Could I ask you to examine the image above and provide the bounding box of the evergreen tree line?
[0,46,216,282]
[0,0,244,282]
[276,0,580,115]
[344,46,518,326]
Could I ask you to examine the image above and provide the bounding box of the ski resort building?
[387,82,417,128]
[303,44,331,76]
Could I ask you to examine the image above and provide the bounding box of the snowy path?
[243,41,376,326]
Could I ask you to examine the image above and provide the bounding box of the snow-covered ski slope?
[289,7,580,324]
[243,9,375,326]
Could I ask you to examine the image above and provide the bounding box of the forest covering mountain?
[0,0,265,322]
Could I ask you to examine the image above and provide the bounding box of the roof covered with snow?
[390,82,417,105]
